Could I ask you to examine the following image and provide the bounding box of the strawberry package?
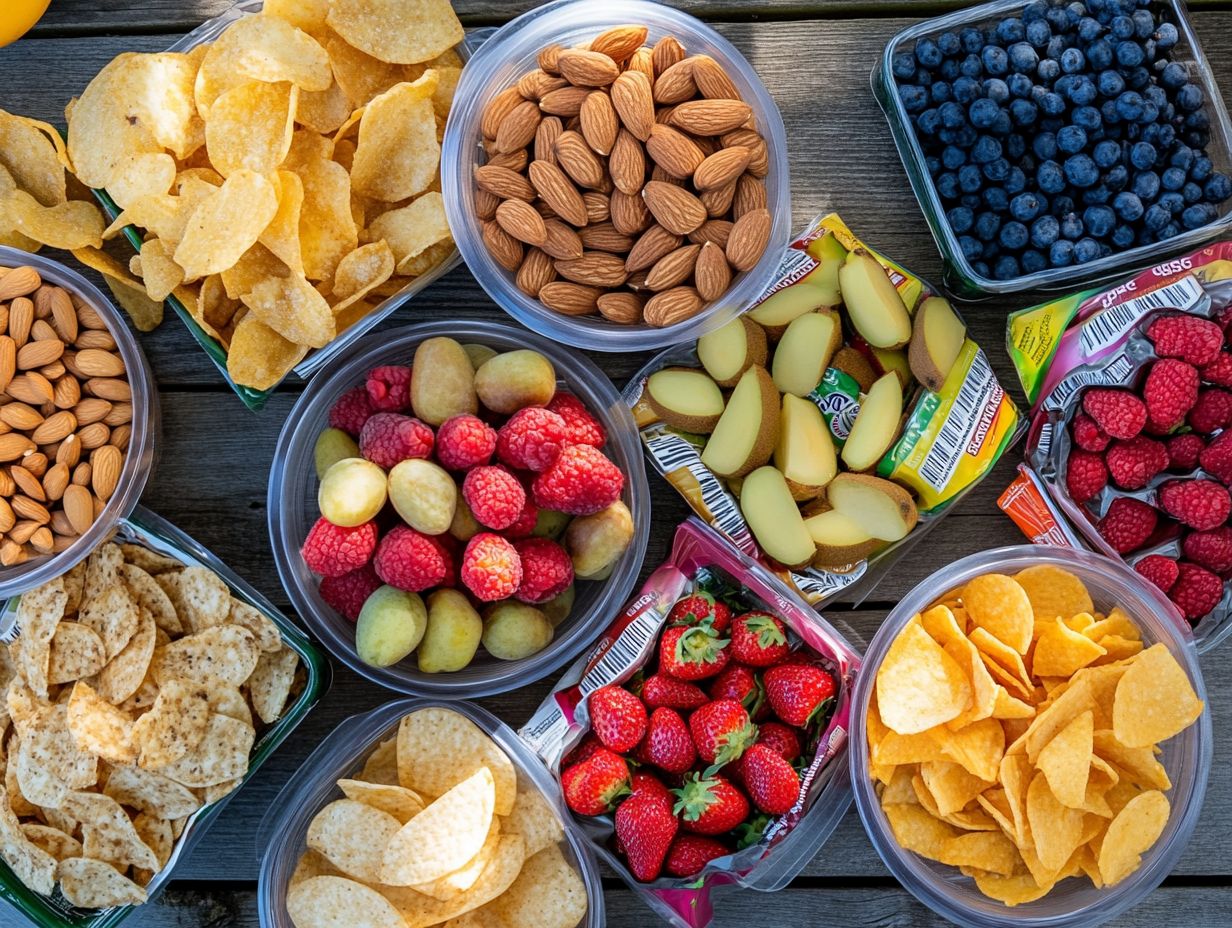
[520,518,860,928]
[999,240,1232,652]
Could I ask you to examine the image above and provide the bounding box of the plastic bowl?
[267,320,650,698]
[849,545,1212,928]
[256,698,606,928]
[441,0,792,351]
[0,247,157,600]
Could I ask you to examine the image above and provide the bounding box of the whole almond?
[0,403,42,431]
[51,509,75,538]
[554,131,605,190]
[73,328,116,351]
[645,124,705,179]
[31,320,57,341]
[110,424,131,450]
[655,105,676,126]
[691,55,742,100]
[72,462,91,487]
[554,253,629,287]
[528,160,588,227]
[610,190,651,235]
[0,469,13,496]
[39,361,65,381]
[610,70,655,141]
[9,297,33,347]
[52,375,81,410]
[104,403,132,427]
[62,484,94,535]
[538,86,590,117]
[579,223,634,253]
[33,284,53,318]
[9,520,39,545]
[535,116,563,164]
[695,242,734,301]
[689,219,734,248]
[725,130,769,176]
[91,445,122,501]
[650,164,684,187]
[55,434,81,468]
[74,299,107,331]
[653,59,697,105]
[7,373,53,406]
[645,244,701,291]
[517,69,568,101]
[0,540,27,566]
[597,292,644,324]
[590,25,648,62]
[21,452,46,478]
[77,423,110,451]
[733,174,768,219]
[29,527,53,554]
[651,36,686,76]
[625,224,683,272]
[0,498,12,533]
[0,336,14,394]
[669,99,753,136]
[495,199,548,246]
[32,410,76,446]
[49,287,78,343]
[693,147,752,191]
[557,49,620,87]
[644,286,704,327]
[539,44,563,74]
[700,179,738,217]
[642,181,707,235]
[73,397,111,425]
[16,339,63,371]
[481,85,526,140]
[73,349,125,379]
[474,164,535,201]
[582,192,610,224]
[495,100,542,154]
[85,378,130,402]
[726,208,772,272]
[579,92,619,156]
[626,48,655,81]
[609,129,646,196]
[482,221,526,272]
[541,220,585,260]
[475,188,501,222]
[42,462,69,502]
[11,495,49,525]
[0,267,39,301]
[10,465,43,502]
[516,248,558,297]
[539,281,602,316]
[488,148,529,173]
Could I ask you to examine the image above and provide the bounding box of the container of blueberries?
[873,0,1232,297]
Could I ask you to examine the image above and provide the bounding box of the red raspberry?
[366,365,411,412]
[503,498,540,539]
[1170,562,1224,621]
[359,413,434,469]
[1146,314,1223,367]
[513,537,573,603]
[1072,412,1111,452]
[1142,359,1199,431]
[1082,389,1146,440]
[373,525,452,591]
[1167,433,1206,471]
[1183,526,1232,573]
[463,466,527,530]
[1201,352,1232,388]
[301,517,378,577]
[1065,449,1108,503]
[532,444,624,515]
[461,533,522,601]
[435,415,497,471]
[1199,430,1232,484]
[1159,478,1231,530]
[1134,554,1180,594]
[1097,497,1158,553]
[1106,436,1167,490]
[496,407,567,473]
[1188,388,1232,434]
[318,564,382,621]
[546,393,607,448]
[329,386,376,437]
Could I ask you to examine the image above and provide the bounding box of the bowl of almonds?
[0,247,154,597]
[441,0,791,351]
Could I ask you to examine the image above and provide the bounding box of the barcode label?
[644,429,752,546]
[1080,275,1205,354]
[918,351,998,493]
[1037,420,1053,460]
[793,563,866,599]
[578,608,663,697]
[1046,354,1136,409]
[518,707,571,758]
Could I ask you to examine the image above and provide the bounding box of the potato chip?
[382,834,526,928]
[883,801,962,859]
[414,819,501,901]
[961,574,1034,655]
[1112,643,1203,748]
[259,169,306,277]
[136,238,185,302]
[106,152,178,211]
[919,761,992,817]
[290,145,357,282]
[263,0,330,34]
[242,272,335,348]
[872,726,948,767]
[336,778,423,824]
[95,606,157,706]
[1092,635,1143,664]
[299,81,355,136]
[174,169,279,280]
[971,871,1049,906]
[57,857,148,907]
[0,787,57,894]
[197,15,331,115]
[153,624,259,687]
[151,713,254,788]
[351,74,440,203]
[938,830,1020,876]
[939,717,1004,782]
[206,81,298,178]
[288,875,405,928]
[332,240,394,303]
[432,67,460,122]
[308,798,402,882]
[1091,730,1170,791]
[121,563,181,635]
[1025,770,1085,872]
[1032,618,1107,679]
[66,682,136,764]
[226,313,308,390]
[396,708,517,815]
[876,622,971,735]
[321,31,407,110]
[1096,789,1169,886]
[381,767,495,885]
[21,823,81,862]
[104,762,201,821]
[290,848,344,887]
[484,842,587,928]
[248,646,299,724]
[2,190,104,250]
[1015,565,1095,626]
[14,577,68,701]
[219,241,290,301]
[360,737,398,785]
[327,0,463,65]
[1035,709,1092,809]
[366,196,451,278]
[0,110,67,207]
[504,781,566,857]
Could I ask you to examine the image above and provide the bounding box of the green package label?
[810,368,861,448]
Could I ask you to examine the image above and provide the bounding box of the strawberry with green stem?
[689,698,757,767]
[729,611,790,667]
[764,662,836,728]
[636,707,697,775]
[667,590,732,633]
[673,773,750,835]
[658,624,730,681]
[561,746,630,816]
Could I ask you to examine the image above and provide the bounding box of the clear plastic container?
[440,0,792,352]
[256,698,605,928]
[0,247,157,600]
[267,320,650,698]
[872,0,1232,299]
[848,545,1213,928]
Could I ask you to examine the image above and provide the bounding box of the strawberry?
[739,744,800,814]
[615,790,679,882]
[639,673,709,711]
[629,771,672,806]
[709,663,765,717]
[729,611,790,667]
[658,625,730,681]
[561,747,630,816]
[667,591,732,633]
[755,721,802,763]
[689,698,757,767]
[588,685,648,753]
[764,663,836,727]
[562,732,604,768]
[664,835,730,878]
[636,708,697,775]
[673,774,750,835]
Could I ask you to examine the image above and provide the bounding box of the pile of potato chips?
[0,538,302,908]
[288,707,588,928]
[868,565,1205,906]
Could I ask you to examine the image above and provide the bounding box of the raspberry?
[329,386,376,437]
[1135,555,1180,594]
[301,517,378,577]
[1142,359,1198,432]
[1072,412,1111,452]
[460,533,523,601]
[373,525,453,592]
[547,393,607,448]
[436,415,497,471]
[1106,436,1167,490]
[319,564,382,621]
[1082,389,1146,440]
[1187,388,1232,434]
[513,537,574,603]
[1201,352,1232,388]
[504,498,540,539]
[1146,314,1223,367]
[1169,562,1224,621]
[366,365,411,412]
[496,407,567,472]
[463,466,527,530]
[1183,526,1232,573]
[1199,430,1232,484]
[1097,497,1158,553]
[1159,479,1231,530]
[532,444,624,515]
[1065,449,1107,503]
[1167,433,1206,471]
[359,413,434,469]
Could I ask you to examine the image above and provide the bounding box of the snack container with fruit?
[998,239,1232,651]
[441,0,792,351]
[0,507,327,928]
[519,518,860,928]
[625,213,1023,606]
[849,546,1211,928]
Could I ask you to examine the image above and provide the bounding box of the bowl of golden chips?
[850,545,1212,928]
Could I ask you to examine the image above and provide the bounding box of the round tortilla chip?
[288,876,404,928]
[307,798,402,883]
[57,857,148,908]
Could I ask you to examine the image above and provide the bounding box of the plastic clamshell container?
[872,0,1232,298]
[441,0,792,351]
[0,506,329,928]
[91,0,473,411]
[849,545,1212,928]
[0,246,157,601]
[256,698,605,928]
[267,320,650,697]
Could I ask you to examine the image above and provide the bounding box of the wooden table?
[3,1,1232,925]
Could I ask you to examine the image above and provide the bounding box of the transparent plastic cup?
[0,247,157,600]
[267,320,650,697]
[441,0,792,352]
[849,545,1212,928]
[256,698,606,928]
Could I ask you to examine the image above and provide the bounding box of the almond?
[535,200,559,221]
[482,220,526,272]
[32,287,53,318]
[610,70,655,142]
[538,86,590,117]
[644,286,704,327]
[74,299,107,331]
[9,520,39,545]
[579,223,634,254]
[104,403,131,427]
[10,465,43,502]
[481,85,527,140]
[554,131,605,190]
[56,434,81,468]
[626,224,683,273]
[650,164,684,187]
[641,181,707,235]
[651,36,686,77]
[72,462,91,487]
[733,174,768,219]
[16,338,63,371]
[91,445,122,501]
[9,297,33,347]
[21,452,46,478]
[475,188,501,222]
[0,540,27,566]
[8,373,53,406]
[726,208,772,272]
[42,462,69,502]
[490,146,530,173]
[528,160,588,227]
[39,362,65,381]
[52,374,81,410]
[700,179,737,217]
[51,509,75,538]
[655,105,676,126]
[29,527,53,554]
[589,25,648,62]
[0,498,12,532]
[474,164,536,201]
[690,55,742,100]
[63,484,94,535]
[0,470,13,496]
[0,403,42,431]
[517,69,568,101]
[73,349,125,379]
[0,266,40,301]
[609,129,646,195]
[495,100,542,154]
[693,146,751,191]
[645,244,701,291]
[645,124,705,179]
[725,130,769,176]
[653,59,697,105]
[579,91,619,156]
[541,220,585,260]
[85,378,130,402]
[554,252,629,288]
[516,248,558,297]
[539,44,563,74]
[31,320,57,341]
[73,328,116,351]
[597,292,645,324]
[582,192,610,224]
[535,116,563,164]
[556,49,620,87]
[695,241,733,301]
[77,423,110,451]
[48,288,78,343]
[668,99,753,136]
[110,424,131,450]
[610,190,652,235]
[539,281,602,316]
[688,219,734,248]
[495,199,549,246]
[11,494,49,525]
[32,411,77,445]
[73,398,111,425]
[0,336,14,395]
[692,135,721,157]
[626,48,655,81]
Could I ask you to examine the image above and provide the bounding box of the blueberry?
[937,31,962,57]
[1155,22,1178,50]
[1006,166,1029,194]
[1008,42,1039,74]
[1083,183,1113,205]
[900,85,928,112]
[1046,7,1070,33]
[1144,84,1168,109]
[1031,214,1061,247]
[1112,224,1136,247]
[1063,153,1099,187]
[1024,1,1048,23]
[1093,139,1122,168]
[983,186,1010,210]
[947,205,975,233]
[982,46,1009,76]
[1033,131,1059,160]
[939,101,966,129]
[1182,181,1203,205]
[1006,192,1040,222]
[974,211,1002,241]
[930,82,952,104]
[991,110,1014,135]
[953,76,981,105]
[1086,38,1114,70]
[961,27,985,54]
[942,145,967,170]
[1078,16,1103,42]
[1133,9,1155,37]
[1155,123,1177,148]
[961,193,982,209]
[1161,61,1188,90]
[960,53,984,78]
[892,53,917,80]
[1053,194,1076,216]
[1125,65,1151,90]
[1113,190,1144,220]
[1159,191,1185,214]
[925,156,942,175]
[984,158,1012,182]
[1038,159,1067,193]
[936,172,960,200]
[1073,106,1103,131]
[969,98,1001,127]
[994,255,1022,279]
[1158,221,1182,241]
[996,219,1027,251]
[1061,212,1085,239]
[1183,203,1218,229]
[1027,18,1052,47]
[959,234,984,260]
[1161,166,1186,190]
[972,260,992,277]
[1056,125,1087,154]
[972,135,1003,164]
[1075,237,1102,262]
[1116,91,1144,122]
[1050,239,1076,266]
[1127,140,1155,170]
[949,124,979,148]
[1006,133,1027,159]
[1101,99,1122,126]
[1010,98,1038,126]
[958,163,983,192]
[1083,205,1116,237]
[1143,203,1171,231]
[1204,174,1232,204]
[1132,170,1160,199]
[1176,83,1205,112]
[940,59,961,81]
[1008,72,1034,98]
[1184,110,1210,133]
[1022,248,1049,273]
[1110,15,1135,39]
[1097,69,1125,97]
[916,38,943,68]
[995,19,1024,44]
[1040,92,1067,116]
[1068,76,1098,106]
[1191,155,1214,182]
[1037,58,1061,82]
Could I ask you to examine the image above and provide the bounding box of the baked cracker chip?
[380,767,495,885]
[290,848,343,887]
[14,577,69,700]
[121,563,182,635]
[359,737,398,785]
[288,875,404,928]
[396,708,517,815]
[153,624,259,687]
[151,713,253,788]
[78,583,140,663]
[66,681,136,764]
[482,841,588,928]
[412,819,501,901]
[381,834,526,928]
[0,786,57,894]
[335,778,423,823]
[226,598,282,653]
[83,542,123,609]
[94,605,157,705]
[21,823,81,862]
[121,544,181,575]
[14,736,69,809]
[57,856,147,907]
[307,798,402,883]
[132,811,174,869]
[104,763,201,820]
[248,646,299,724]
